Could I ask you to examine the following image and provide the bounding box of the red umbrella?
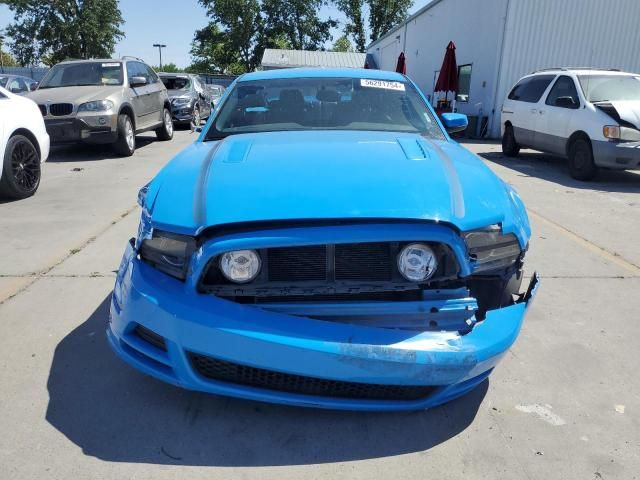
[395,52,407,74]
[435,41,458,95]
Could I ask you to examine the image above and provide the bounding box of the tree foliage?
[332,35,353,52]
[4,0,124,66]
[152,63,183,73]
[335,0,413,51]
[0,29,18,67]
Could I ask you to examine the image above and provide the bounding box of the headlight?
[603,125,640,142]
[397,243,438,282]
[78,100,114,112]
[139,231,195,280]
[463,225,522,273]
[171,97,191,106]
[219,250,261,283]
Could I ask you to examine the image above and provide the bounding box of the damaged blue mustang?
[109,68,538,411]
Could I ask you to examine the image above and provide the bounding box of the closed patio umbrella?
[396,52,407,74]
[434,41,458,110]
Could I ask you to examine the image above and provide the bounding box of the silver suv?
[27,57,173,156]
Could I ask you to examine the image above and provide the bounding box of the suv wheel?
[502,125,520,157]
[568,137,598,181]
[156,107,174,141]
[113,114,135,157]
[0,135,41,199]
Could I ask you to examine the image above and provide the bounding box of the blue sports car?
[109,68,538,411]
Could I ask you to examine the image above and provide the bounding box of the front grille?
[38,104,47,116]
[268,245,326,282]
[134,324,167,351]
[49,103,73,116]
[188,353,436,401]
[335,242,391,281]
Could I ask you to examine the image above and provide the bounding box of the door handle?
[530,108,537,114]
[539,110,544,115]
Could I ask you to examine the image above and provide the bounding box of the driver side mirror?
[130,76,148,88]
[440,113,468,134]
[555,96,578,109]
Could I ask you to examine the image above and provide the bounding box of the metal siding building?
[367,0,640,137]
[261,49,367,70]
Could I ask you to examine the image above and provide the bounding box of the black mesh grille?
[49,103,73,116]
[134,325,167,351]
[268,245,327,282]
[335,242,392,281]
[188,353,435,401]
[38,104,47,116]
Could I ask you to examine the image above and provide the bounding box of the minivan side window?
[508,75,556,103]
[545,75,580,109]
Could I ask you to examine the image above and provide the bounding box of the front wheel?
[0,134,41,199]
[156,108,174,141]
[113,114,135,157]
[568,137,598,181]
[501,125,520,157]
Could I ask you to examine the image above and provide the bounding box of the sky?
[0,0,431,68]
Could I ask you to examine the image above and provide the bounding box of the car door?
[142,64,164,125]
[127,61,150,128]
[503,74,556,147]
[535,75,581,155]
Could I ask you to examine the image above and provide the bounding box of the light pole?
[152,43,166,70]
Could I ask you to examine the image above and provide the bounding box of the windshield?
[205,77,445,141]
[39,62,123,89]
[578,75,640,102]
[161,76,191,90]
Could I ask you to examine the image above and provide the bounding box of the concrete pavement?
[0,136,638,480]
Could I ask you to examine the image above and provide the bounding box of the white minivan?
[501,68,640,180]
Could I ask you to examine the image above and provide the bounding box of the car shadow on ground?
[45,295,487,467]
[46,135,158,162]
[478,148,640,194]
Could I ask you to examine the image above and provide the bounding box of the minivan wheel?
[568,137,598,181]
[0,135,41,199]
[156,108,174,141]
[502,125,520,157]
[113,114,135,157]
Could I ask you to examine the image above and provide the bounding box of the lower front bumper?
[592,139,640,169]
[108,240,538,411]
[45,116,118,145]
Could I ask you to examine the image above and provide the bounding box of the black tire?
[0,134,41,200]
[155,107,174,141]
[502,124,520,157]
[568,137,598,181]
[113,114,135,157]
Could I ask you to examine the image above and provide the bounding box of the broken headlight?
[463,225,522,273]
[139,230,195,280]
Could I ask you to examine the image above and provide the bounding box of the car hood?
[147,131,530,243]
[608,100,640,129]
[167,89,192,99]
[26,85,123,105]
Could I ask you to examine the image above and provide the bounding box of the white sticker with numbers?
[360,79,405,91]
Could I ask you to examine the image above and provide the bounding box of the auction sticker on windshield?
[360,79,406,91]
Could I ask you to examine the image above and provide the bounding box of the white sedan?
[0,86,50,199]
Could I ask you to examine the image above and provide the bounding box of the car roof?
[239,67,407,82]
[530,68,637,76]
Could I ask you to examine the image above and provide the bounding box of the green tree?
[152,62,183,73]
[262,0,337,51]
[334,0,366,52]
[334,0,413,49]
[193,0,262,74]
[4,0,124,66]
[0,29,19,68]
[331,35,353,52]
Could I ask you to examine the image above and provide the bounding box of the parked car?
[0,86,50,199]
[0,74,39,95]
[109,68,538,411]
[501,68,640,180]
[158,73,212,126]
[27,58,173,156]
[206,84,225,108]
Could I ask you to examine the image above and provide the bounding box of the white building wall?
[368,0,509,130]
[492,0,640,136]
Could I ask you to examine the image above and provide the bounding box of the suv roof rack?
[531,67,621,74]
[121,56,145,62]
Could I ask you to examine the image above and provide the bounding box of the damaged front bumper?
[108,239,539,411]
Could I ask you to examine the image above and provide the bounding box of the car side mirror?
[30,82,38,90]
[130,76,148,88]
[440,113,468,134]
[555,96,578,109]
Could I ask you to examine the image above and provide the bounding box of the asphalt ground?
[1,131,638,480]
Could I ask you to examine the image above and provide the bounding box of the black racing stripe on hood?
[194,141,224,226]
